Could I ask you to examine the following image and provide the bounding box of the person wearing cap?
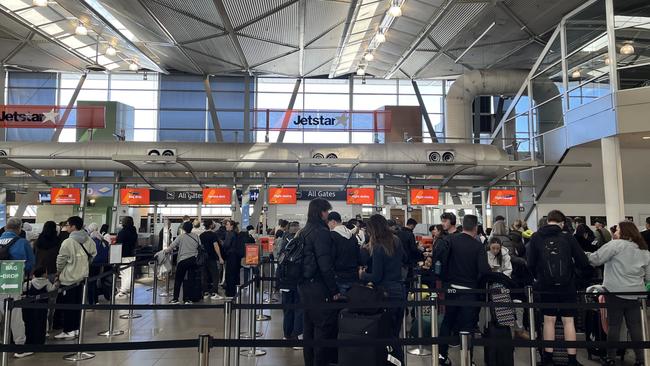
[326,211,361,295]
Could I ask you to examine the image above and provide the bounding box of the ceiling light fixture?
[75,22,88,36]
[604,56,611,65]
[388,1,402,17]
[129,62,139,71]
[620,42,635,55]
[643,136,650,140]
[571,69,581,78]
[356,67,366,76]
[375,30,386,44]
[364,53,375,62]
[106,45,117,56]
[33,0,48,7]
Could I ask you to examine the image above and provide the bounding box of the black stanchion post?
[266,260,278,304]
[234,285,242,366]
[640,297,650,366]
[241,277,266,357]
[256,264,270,321]
[152,260,159,305]
[526,286,536,366]
[120,262,142,319]
[64,278,95,361]
[459,331,470,366]
[431,293,439,366]
[198,334,211,366]
[223,298,232,366]
[2,298,12,366]
[99,265,125,337]
[408,274,430,356]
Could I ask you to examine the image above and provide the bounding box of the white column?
[601,136,625,226]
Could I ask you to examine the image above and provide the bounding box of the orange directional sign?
[120,188,150,205]
[410,188,439,205]
[202,188,231,205]
[489,189,518,206]
[269,188,297,204]
[346,188,375,205]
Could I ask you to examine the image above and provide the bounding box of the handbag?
[188,234,207,267]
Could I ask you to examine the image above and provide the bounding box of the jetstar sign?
[0,105,105,128]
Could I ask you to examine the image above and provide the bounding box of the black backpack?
[0,237,20,260]
[277,229,310,286]
[540,235,572,286]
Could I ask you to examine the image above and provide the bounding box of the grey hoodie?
[332,225,353,239]
[56,230,97,286]
[588,239,650,300]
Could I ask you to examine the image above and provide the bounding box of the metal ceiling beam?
[439,165,478,187]
[181,46,244,68]
[250,49,299,69]
[52,73,87,142]
[412,80,438,142]
[179,33,229,45]
[136,0,204,74]
[233,0,300,32]
[0,158,49,185]
[204,75,224,143]
[0,24,81,72]
[383,0,456,78]
[298,0,306,76]
[1,31,33,65]
[112,159,165,191]
[176,159,205,188]
[212,0,251,73]
[235,34,298,50]
[328,0,360,78]
[304,20,346,48]
[497,2,546,47]
[412,35,473,79]
[276,78,302,143]
[147,0,226,32]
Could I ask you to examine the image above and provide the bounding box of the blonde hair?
[192,218,201,228]
[511,219,523,231]
[492,220,508,236]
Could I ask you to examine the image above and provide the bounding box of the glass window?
[353,78,397,94]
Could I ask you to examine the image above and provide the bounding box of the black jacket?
[440,232,490,288]
[330,227,361,283]
[158,226,173,251]
[301,219,338,297]
[117,226,138,257]
[223,231,242,259]
[397,227,423,266]
[527,224,590,290]
[35,234,61,274]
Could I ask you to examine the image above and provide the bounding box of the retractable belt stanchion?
[64,278,95,361]
[459,331,471,366]
[408,274,431,356]
[99,265,125,336]
[240,277,266,357]
[223,298,232,366]
[151,260,159,305]
[640,297,650,366]
[120,261,142,319]
[256,263,270,321]
[526,286,537,366]
[2,298,12,366]
[234,285,242,366]
[198,334,211,366]
[265,260,278,304]
[431,293,439,366]
[401,305,408,366]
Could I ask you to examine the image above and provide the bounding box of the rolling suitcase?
[337,309,393,366]
[182,267,202,303]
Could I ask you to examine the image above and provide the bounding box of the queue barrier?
[4,266,650,366]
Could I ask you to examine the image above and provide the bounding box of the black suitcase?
[337,309,392,366]
[182,268,202,303]
[483,322,514,366]
[585,307,626,361]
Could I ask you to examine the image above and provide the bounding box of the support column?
[0,68,5,142]
[204,75,224,142]
[412,80,438,142]
[601,136,625,226]
[277,79,302,143]
[52,73,87,142]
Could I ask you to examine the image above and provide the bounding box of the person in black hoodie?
[298,198,341,366]
[326,211,360,295]
[222,220,242,297]
[437,215,490,365]
[397,218,423,286]
[35,221,61,278]
[116,216,138,298]
[527,210,589,366]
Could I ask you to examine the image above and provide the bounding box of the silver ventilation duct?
[445,70,562,142]
[0,142,509,176]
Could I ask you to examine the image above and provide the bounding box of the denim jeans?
[281,289,303,338]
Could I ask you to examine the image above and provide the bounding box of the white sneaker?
[54,331,76,339]
[116,292,128,299]
[203,293,211,299]
[13,352,33,358]
[184,300,193,304]
[210,294,224,300]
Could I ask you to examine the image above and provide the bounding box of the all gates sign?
[0,105,105,128]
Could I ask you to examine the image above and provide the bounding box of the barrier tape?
[2,336,650,354]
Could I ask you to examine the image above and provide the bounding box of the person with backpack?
[587,221,650,366]
[222,220,243,297]
[359,214,408,364]
[164,221,201,304]
[327,212,361,295]
[0,217,35,358]
[277,221,303,345]
[527,210,590,366]
[436,215,490,365]
[54,216,97,340]
[298,198,341,366]
[87,223,109,305]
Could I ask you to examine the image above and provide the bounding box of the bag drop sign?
[0,261,24,294]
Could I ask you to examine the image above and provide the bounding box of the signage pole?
[2,298,11,366]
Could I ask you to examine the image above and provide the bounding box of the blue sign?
[0,204,5,229]
[241,204,250,228]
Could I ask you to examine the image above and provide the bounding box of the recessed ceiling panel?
[238,35,296,67]
[225,0,294,29]
[255,51,300,76]
[183,35,240,66]
[143,0,222,43]
[238,1,300,47]
[305,0,349,44]
[151,0,223,28]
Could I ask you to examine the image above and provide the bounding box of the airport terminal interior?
[0,0,650,365]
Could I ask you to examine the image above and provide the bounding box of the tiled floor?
[5,277,631,365]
